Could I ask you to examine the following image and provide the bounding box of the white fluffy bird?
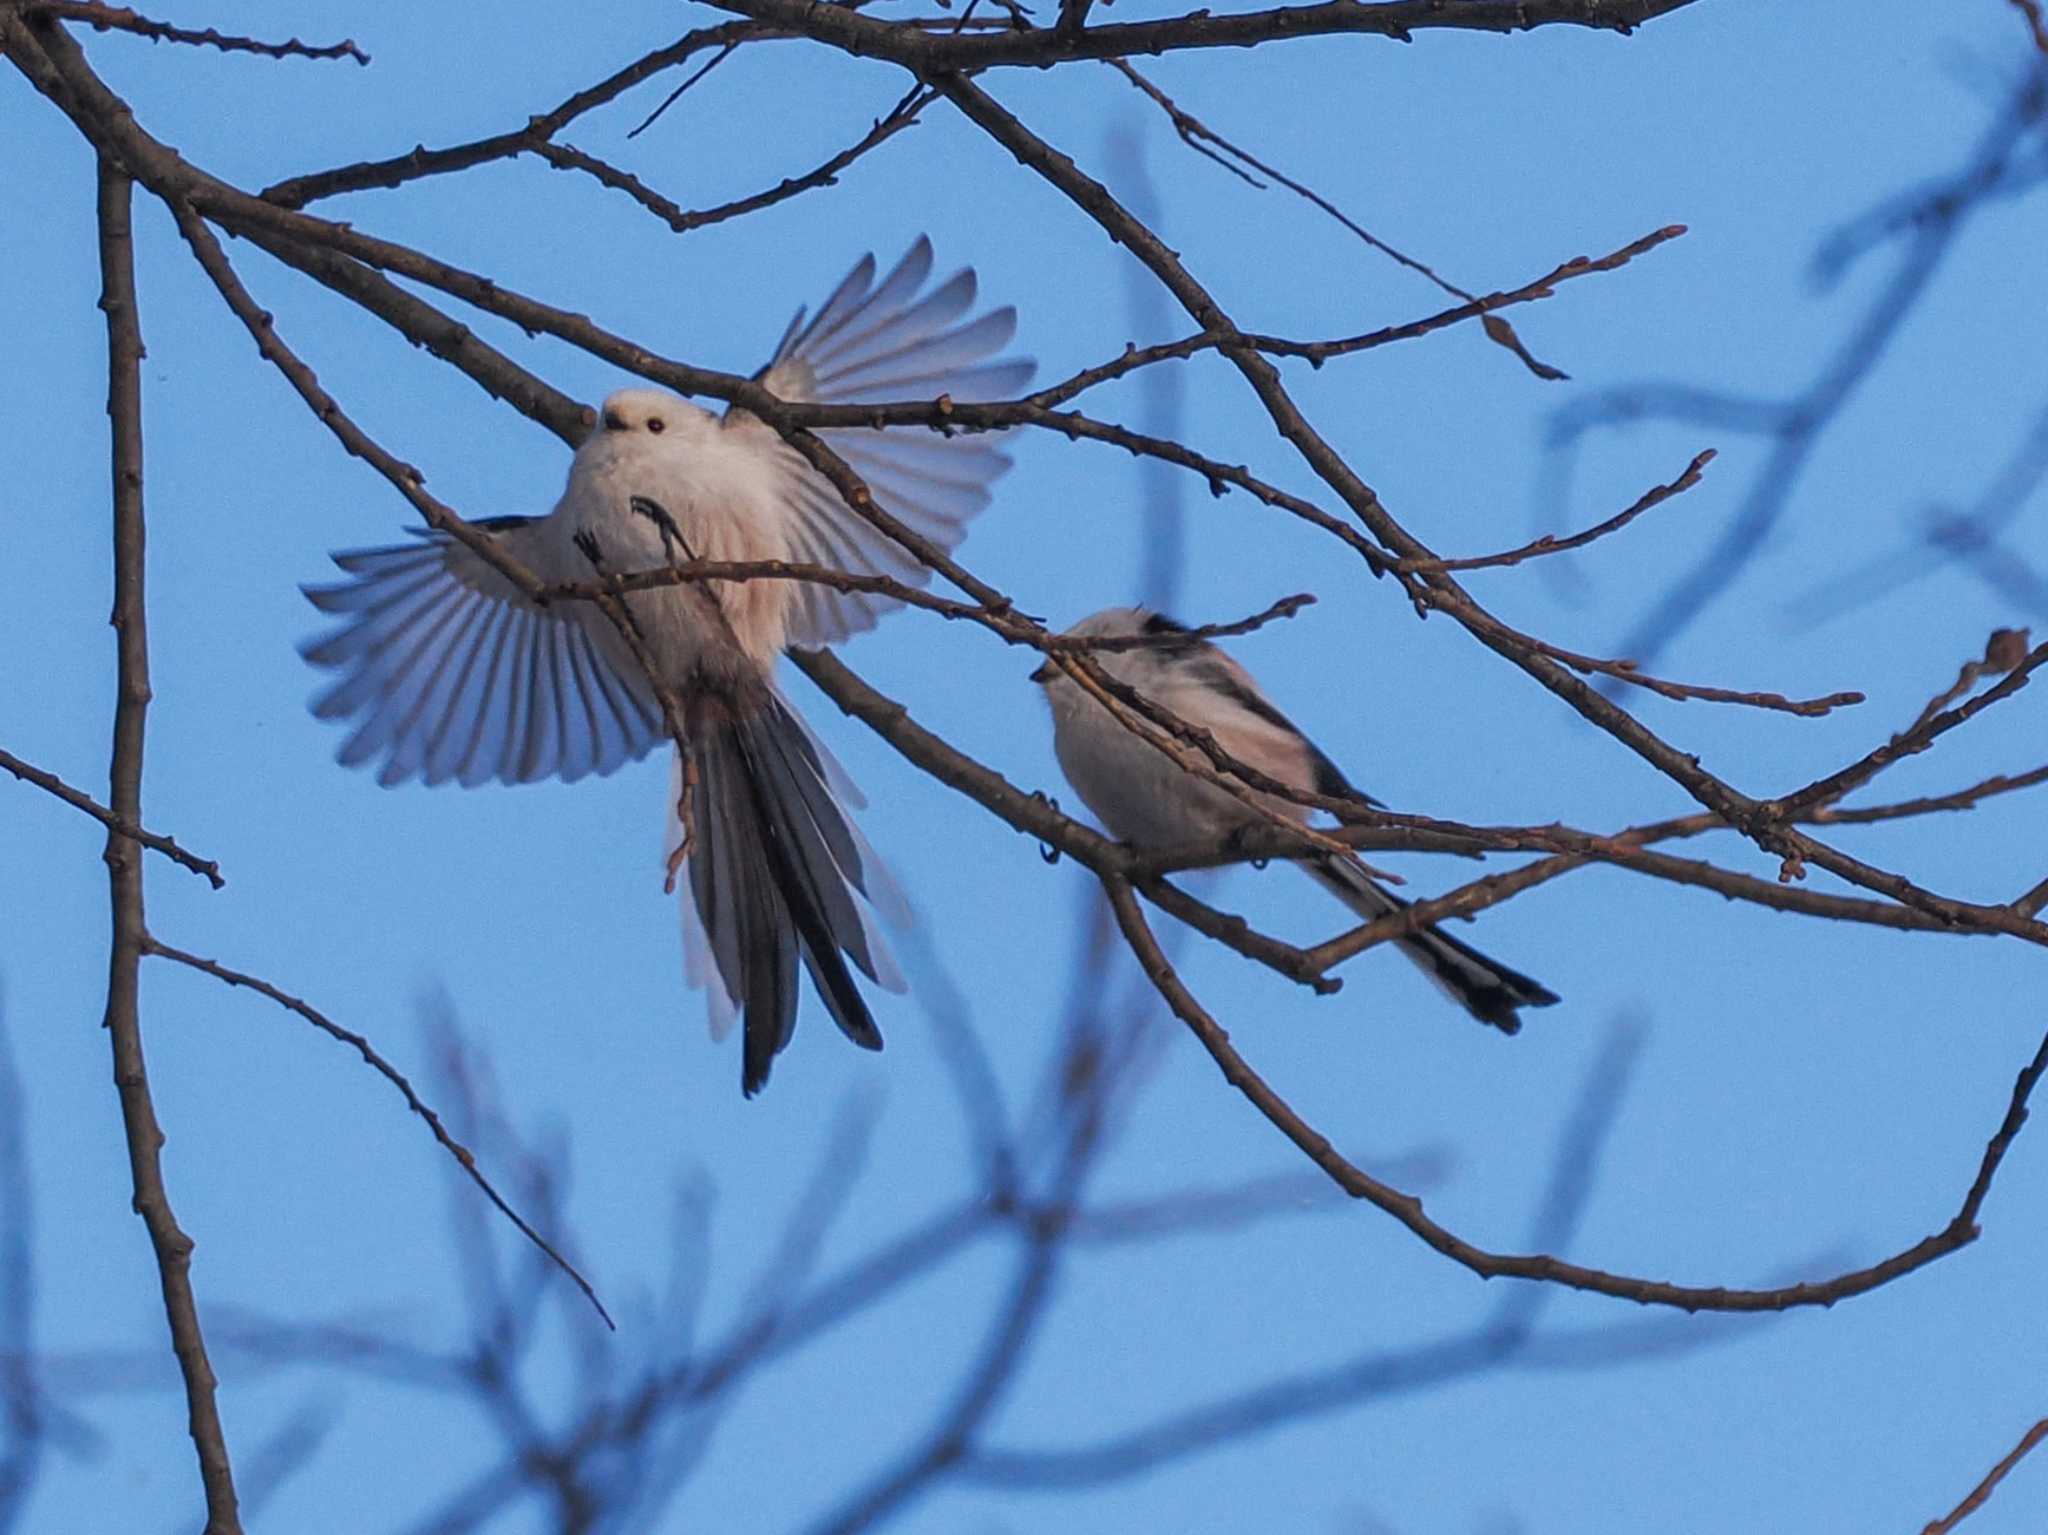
[1033,608,1559,1032]
[302,239,1032,1094]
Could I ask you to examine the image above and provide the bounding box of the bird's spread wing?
[300,517,665,787]
[729,236,1034,647]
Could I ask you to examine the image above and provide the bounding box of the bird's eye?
[647,417,666,435]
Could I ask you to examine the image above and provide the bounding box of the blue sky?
[6,1,2048,1530]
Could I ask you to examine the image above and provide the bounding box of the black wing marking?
[1145,612,1373,805]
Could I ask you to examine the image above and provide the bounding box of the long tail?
[680,686,900,1095]
[1303,855,1559,1035]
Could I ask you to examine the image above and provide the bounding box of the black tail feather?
[1304,855,1559,1035]
[687,689,886,1097]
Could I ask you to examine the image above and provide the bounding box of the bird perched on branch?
[1033,607,1559,1032]
[301,238,1032,1094]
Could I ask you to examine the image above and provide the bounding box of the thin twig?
[261,23,769,206]
[626,39,738,137]
[1903,628,2036,735]
[144,940,614,1330]
[554,558,1309,653]
[0,1009,48,1530]
[1400,449,1716,573]
[29,2,367,64]
[1774,633,2044,817]
[1028,224,1689,407]
[802,1015,1110,1535]
[540,89,933,235]
[0,744,221,886]
[1814,763,2048,825]
[1109,58,1567,379]
[1445,597,1865,717]
[960,1028,1767,1492]
[1925,1417,2048,1534]
[1050,593,1316,649]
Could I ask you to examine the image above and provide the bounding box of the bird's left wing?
[300,517,665,787]
[728,236,1034,647]
[1144,614,1378,807]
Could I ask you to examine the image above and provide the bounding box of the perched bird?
[301,239,1033,1094]
[1032,607,1560,1032]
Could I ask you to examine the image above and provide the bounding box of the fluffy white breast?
[547,404,798,672]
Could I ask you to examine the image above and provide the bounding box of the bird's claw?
[1218,824,1270,870]
[630,494,695,565]
[1031,790,1062,864]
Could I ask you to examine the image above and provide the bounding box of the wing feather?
[300,519,665,787]
[735,235,1034,647]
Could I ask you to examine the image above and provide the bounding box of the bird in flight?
[1034,607,1559,1032]
[302,239,1032,1094]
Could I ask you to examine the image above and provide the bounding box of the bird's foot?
[1029,790,1062,864]
[664,752,701,895]
[1219,823,1270,869]
[630,495,695,565]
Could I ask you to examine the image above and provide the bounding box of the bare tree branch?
[90,155,242,1534]
[713,0,1708,72]
[1106,875,2048,1313]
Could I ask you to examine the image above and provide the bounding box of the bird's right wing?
[300,517,666,787]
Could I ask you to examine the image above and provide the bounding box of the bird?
[1031,607,1560,1033]
[300,238,1033,1094]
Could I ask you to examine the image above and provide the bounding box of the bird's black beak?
[602,410,626,432]
[1029,658,1056,685]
